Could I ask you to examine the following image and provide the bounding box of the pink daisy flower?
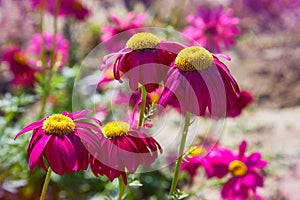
[100,32,185,93]
[2,46,36,88]
[180,145,234,179]
[31,0,90,21]
[183,6,240,53]
[90,121,162,184]
[159,46,240,117]
[221,140,267,200]
[26,32,69,70]
[14,110,102,175]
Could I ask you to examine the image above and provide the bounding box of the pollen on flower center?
[126,32,161,50]
[103,121,130,138]
[175,46,213,72]
[43,114,75,135]
[228,160,248,177]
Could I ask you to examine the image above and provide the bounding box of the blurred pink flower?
[31,0,90,21]
[26,32,69,70]
[14,110,102,175]
[221,140,267,200]
[180,145,234,179]
[100,32,185,93]
[227,90,254,117]
[183,6,240,53]
[90,121,162,184]
[2,46,36,88]
[101,11,146,42]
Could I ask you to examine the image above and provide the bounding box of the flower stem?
[168,112,191,197]
[118,176,125,200]
[138,85,147,129]
[38,0,60,118]
[40,167,52,200]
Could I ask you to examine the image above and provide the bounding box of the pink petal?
[56,135,77,172]
[44,137,64,175]
[14,120,44,139]
[67,110,90,119]
[29,134,51,171]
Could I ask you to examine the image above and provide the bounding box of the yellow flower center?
[72,1,83,10]
[186,146,205,157]
[43,114,75,135]
[175,46,213,72]
[103,121,130,138]
[228,160,248,177]
[126,32,161,50]
[13,52,27,65]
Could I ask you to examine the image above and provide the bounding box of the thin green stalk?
[168,112,191,197]
[40,167,52,200]
[39,0,60,118]
[138,85,147,129]
[118,176,125,200]
[38,0,47,119]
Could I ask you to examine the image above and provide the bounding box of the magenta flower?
[183,6,240,53]
[26,32,69,70]
[180,145,234,179]
[101,11,146,42]
[100,32,185,93]
[2,46,36,88]
[221,140,267,200]
[14,110,102,175]
[90,121,162,184]
[159,46,240,117]
[31,0,90,21]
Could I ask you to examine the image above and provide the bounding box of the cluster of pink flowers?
[181,141,267,199]
[15,110,162,183]
[12,3,268,199]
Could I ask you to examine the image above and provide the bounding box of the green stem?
[40,167,52,200]
[138,85,147,129]
[118,176,125,200]
[168,112,191,197]
[38,0,60,118]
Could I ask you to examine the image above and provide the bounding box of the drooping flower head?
[90,120,162,184]
[14,110,102,175]
[2,46,36,88]
[100,32,185,93]
[159,46,240,117]
[227,90,254,117]
[183,6,240,53]
[26,32,69,70]
[221,140,267,199]
[31,0,90,21]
